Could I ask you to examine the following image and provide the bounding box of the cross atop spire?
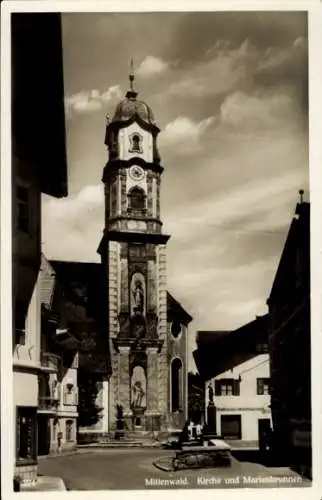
[129,57,135,90]
[126,58,138,99]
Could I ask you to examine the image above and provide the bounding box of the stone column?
[146,347,159,412]
[120,256,129,312]
[146,347,160,432]
[147,258,157,313]
[157,245,168,430]
[118,346,131,411]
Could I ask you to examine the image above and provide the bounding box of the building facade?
[193,314,270,447]
[12,13,68,485]
[38,255,79,456]
[48,261,112,442]
[267,195,311,477]
[207,355,271,445]
[97,73,192,436]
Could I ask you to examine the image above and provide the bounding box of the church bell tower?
[98,65,170,434]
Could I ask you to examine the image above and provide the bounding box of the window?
[128,187,145,212]
[16,185,30,233]
[257,378,270,395]
[66,420,74,442]
[171,358,183,412]
[129,133,143,154]
[64,383,76,405]
[111,183,117,214]
[16,407,37,463]
[256,342,269,353]
[215,379,240,396]
[135,417,141,427]
[14,299,27,345]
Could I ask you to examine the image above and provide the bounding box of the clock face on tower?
[129,165,145,182]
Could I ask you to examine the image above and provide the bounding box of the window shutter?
[257,378,263,395]
[215,380,221,396]
[233,379,240,396]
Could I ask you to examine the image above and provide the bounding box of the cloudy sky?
[42,11,308,370]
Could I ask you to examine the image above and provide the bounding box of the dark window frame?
[14,299,28,346]
[215,378,240,396]
[257,377,270,395]
[129,133,143,154]
[65,419,74,442]
[128,186,146,212]
[171,358,183,412]
[16,406,37,464]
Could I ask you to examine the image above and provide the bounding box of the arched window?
[128,187,146,212]
[132,134,141,152]
[171,358,183,412]
[129,133,142,154]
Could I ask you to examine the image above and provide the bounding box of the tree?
[188,372,205,423]
[77,367,103,428]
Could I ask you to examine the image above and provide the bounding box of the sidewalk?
[21,476,67,491]
[78,438,161,449]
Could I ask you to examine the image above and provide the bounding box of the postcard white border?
[1,1,322,500]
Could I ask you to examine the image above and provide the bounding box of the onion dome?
[111,59,158,127]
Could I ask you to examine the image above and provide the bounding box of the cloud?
[166,37,306,106]
[160,115,215,149]
[165,167,305,236]
[136,55,169,78]
[42,185,104,261]
[220,90,299,131]
[65,86,122,118]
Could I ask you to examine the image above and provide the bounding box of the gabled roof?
[267,201,310,306]
[193,314,269,381]
[167,292,193,325]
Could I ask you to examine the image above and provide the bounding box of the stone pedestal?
[207,404,217,433]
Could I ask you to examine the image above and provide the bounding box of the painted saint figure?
[132,380,145,408]
[132,279,144,313]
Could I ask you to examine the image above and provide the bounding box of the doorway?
[37,415,51,456]
[221,414,242,440]
[258,418,271,450]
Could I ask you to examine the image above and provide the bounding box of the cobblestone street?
[37,449,310,490]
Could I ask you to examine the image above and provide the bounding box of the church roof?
[110,63,158,128]
[112,92,158,127]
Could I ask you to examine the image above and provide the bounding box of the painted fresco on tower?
[131,273,145,315]
[131,365,147,409]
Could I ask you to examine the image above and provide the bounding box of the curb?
[153,460,174,472]
[78,443,161,449]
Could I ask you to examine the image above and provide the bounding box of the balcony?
[40,352,61,372]
[38,396,59,414]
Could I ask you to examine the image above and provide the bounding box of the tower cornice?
[102,158,163,183]
[105,113,160,140]
[97,230,171,256]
